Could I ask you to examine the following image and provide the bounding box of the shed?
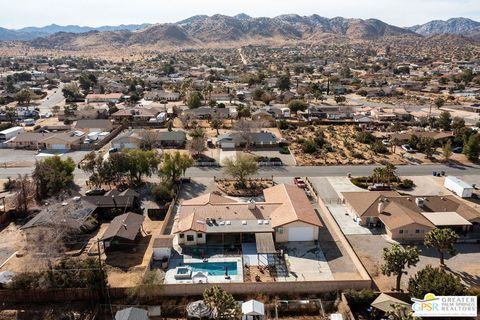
[242,300,265,319]
[152,235,174,260]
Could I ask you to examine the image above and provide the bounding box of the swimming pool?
[186,261,238,276]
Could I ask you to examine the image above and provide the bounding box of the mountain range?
[0,15,479,49]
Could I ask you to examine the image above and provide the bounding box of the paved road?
[38,83,65,112]
[185,163,480,178]
[1,163,479,180]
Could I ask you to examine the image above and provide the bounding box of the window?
[277,228,284,234]
[197,233,203,239]
[179,234,184,239]
[416,229,420,234]
[187,235,194,242]
[399,230,404,234]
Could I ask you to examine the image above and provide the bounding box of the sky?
[2,0,480,29]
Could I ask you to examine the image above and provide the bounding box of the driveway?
[219,150,237,165]
[400,176,452,196]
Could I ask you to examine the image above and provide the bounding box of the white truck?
[444,176,474,198]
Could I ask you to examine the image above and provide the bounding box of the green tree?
[32,156,75,200]
[16,88,34,105]
[408,265,465,298]
[288,99,308,114]
[438,111,452,131]
[79,73,97,92]
[124,149,160,184]
[160,151,193,184]
[203,286,241,319]
[223,154,259,188]
[442,140,453,162]
[451,116,465,134]
[187,128,207,156]
[187,91,203,109]
[62,82,82,100]
[434,97,445,109]
[210,119,222,136]
[334,95,346,104]
[381,244,420,291]
[419,136,436,159]
[276,74,291,92]
[424,228,459,266]
[463,133,480,161]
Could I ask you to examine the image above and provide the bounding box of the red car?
[294,177,307,188]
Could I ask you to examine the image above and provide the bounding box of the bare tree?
[233,119,262,151]
[139,130,159,150]
[14,174,35,213]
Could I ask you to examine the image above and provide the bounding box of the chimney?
[248,199,256,210]
[415,197,425,208]
[378,199,386,214]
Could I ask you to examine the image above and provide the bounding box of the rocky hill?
[408,18,480,36]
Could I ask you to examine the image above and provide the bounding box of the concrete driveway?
[400,176,452,196]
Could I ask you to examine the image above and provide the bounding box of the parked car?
[401,144,415,153]
[108,147,119,154]
[367,184,392,191]
[85,188,106,196]
[452,146,463,154]
[293,177,307,188]
[382,139,391,146]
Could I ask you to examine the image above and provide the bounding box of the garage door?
[51,144,66,150]
[288,226,314,242]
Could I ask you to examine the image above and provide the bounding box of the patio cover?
[242,300,265,316]
[371,293,410,313]
[255,233,276,254]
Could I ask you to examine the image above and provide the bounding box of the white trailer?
[444,176,474,198]
[0,126,24,141]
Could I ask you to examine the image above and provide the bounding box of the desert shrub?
[279,147,290,154]
[277,120,289,130]
[296,137,306,144]
[355,131,374,144]
[351,152,365,160]
[398,179,415,190]
[302,140,317,154]
[3,177,15,191]
[370,141,388,154]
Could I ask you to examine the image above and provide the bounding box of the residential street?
[1,163,479,180]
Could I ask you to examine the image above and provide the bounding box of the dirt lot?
[283,125,407,166]
[347,234,480,291]
[104,216,164,288]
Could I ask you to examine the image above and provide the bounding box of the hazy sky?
[2,0,480,29]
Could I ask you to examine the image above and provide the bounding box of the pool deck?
[164,256,243,284]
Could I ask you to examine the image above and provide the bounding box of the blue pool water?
[186,261,238,276]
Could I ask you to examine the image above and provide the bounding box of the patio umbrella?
[186,300,213,319]
[225,265,229,277]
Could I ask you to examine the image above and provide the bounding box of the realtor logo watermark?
[411,293,477,317]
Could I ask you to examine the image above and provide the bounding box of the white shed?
[242,300,265,320]
[444,176,474,198]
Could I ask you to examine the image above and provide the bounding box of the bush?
[350,176,370,189]
[351,152,365,160]
[344,289,378,313]
[355,131,374,144]
[279,147,290,154]
[296,137,306,144]
[370,141,388,154]
[302,140,317,154]
[277,120,289,130]
[398,179,415,190]
[152,182,175,204]
[3,177,15,191]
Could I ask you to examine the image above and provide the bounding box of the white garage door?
[51,144,66,150]
[288,226,314,242]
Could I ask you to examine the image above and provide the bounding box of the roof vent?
[258,220,263,225]
[242,220,247,225]
[378,199,386,214]
[415,198,425,207]
[248,199,256,210]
